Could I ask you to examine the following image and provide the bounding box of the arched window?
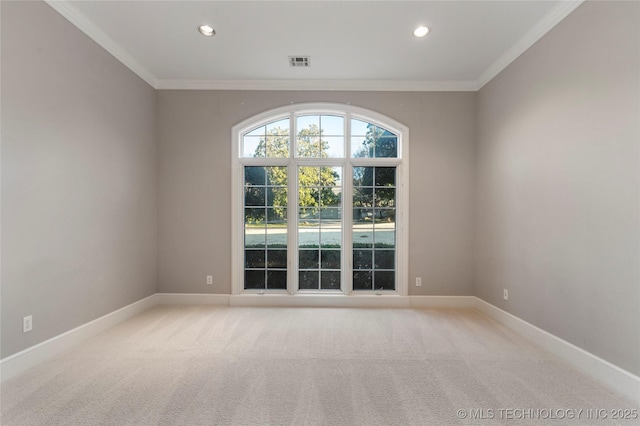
[231,103,409,296]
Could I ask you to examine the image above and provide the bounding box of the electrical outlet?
[206,275,213,285]
[416,277,422,287]
[503,289,509,301]
[23,315,33,333]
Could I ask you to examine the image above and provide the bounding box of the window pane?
[353,271,372,290]
[320,207,341,220]
[374,271,395,290]
[298,138,320,157]
[299,192,320,209]
[375,136,397,158]
[245,167,266,186]
[267,250,287,268]
[321,115,344,136]
[351,119,369,136]
[245,125,266,137]
[245,187,265,206]
[298,116,346,158]
[267,271,287,289]
[374,250,395,269]
[299,208,320,223]
[321,250,341,269]
[267,167,288,186]
[297,113,321,157]
[353,219,373,248]
[353,188,373,207]
[353,207,374,222]
[323,136,344,158]
[266,135,289,158]
[375,168,395,187]
[267,208,286,223]
[245,250,265,268]
[353,250,372,269]
[374,188,395,208]
[243,136,265,158]
[321,189,341,207]
[241,119,290,159]
[299,271,319,290]
[299,167,321,187]
[353,167,373,187]
[245,223,265,248]
[266,226,286,248]
[299,250,319,269]
[245,270,266,289]
[244,166,288,290]
[374,222,395,248]
[320,167,341,187]
[267,188,287,207]
[297,115,319,134]
[245,208,265,225]
[349,120,398,158]
[299,227,319,248]
[267,119,289,134]
[320,226,341,248]
[353,166,396,291]
[378,209,396,224]
[321,271,341,290]
[351,136,371,158]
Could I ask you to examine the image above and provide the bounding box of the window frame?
[231,103,409,296]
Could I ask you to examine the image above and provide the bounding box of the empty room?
[1,0,639,424]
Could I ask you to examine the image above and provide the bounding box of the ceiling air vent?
[289,56,310,67]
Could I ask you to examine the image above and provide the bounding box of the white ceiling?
[47,1,584,91]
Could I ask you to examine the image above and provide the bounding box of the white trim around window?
[231,103,409,297]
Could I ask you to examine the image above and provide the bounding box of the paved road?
[245,222,395,247]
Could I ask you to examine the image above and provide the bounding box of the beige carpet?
[1,306,637,425]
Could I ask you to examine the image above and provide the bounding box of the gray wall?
[1,1,158,358]
[475,1,640,375]
[157,91,476,296]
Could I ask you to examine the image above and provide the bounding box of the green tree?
[252,124,340,219]
[254,127,289,158]
[243,127,288,223]
[354,124,397,159]
[353,124,397,223]
[296,124,340,215]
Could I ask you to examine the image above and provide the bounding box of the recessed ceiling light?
[413,26,429,38]
[198,25,215,37]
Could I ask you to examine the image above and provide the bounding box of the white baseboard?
[410,295,476,308]
[474,297,640,406]
[0,294,157,383]
[156,293,230,305]
[156,293,474,309]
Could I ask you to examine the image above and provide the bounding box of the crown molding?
[155,79,477,92]
[475,0,585,90]
[44,0,157,88]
